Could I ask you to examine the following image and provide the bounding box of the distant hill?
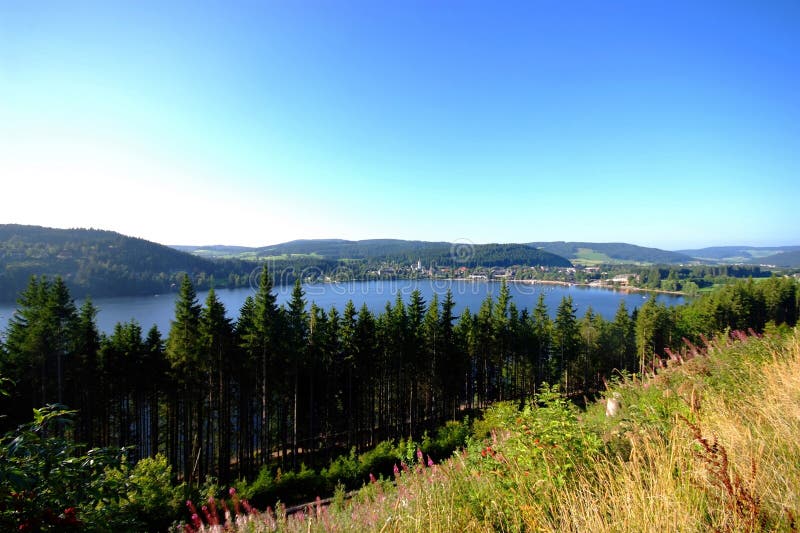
[0,225,253,302]
[678,245,800,264]
[528,241,694,265]
[172,244,257,256]
[749,250,800,268]
[177,239,573,268]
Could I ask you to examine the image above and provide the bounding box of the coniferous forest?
[1,266,797,492]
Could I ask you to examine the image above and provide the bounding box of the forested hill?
[528,241,695,265]
[177,239,573,267]
[0,225,253,302]
[677,245,800,265]
[751,250,800,268]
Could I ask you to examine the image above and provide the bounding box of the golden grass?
[533,330,800,533]
[187,330,800,533]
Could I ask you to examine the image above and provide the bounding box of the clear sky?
[1,1,798,249]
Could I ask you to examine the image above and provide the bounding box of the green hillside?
[529,241,695,265]
[750,250,800,268]
[0,225,252,301]
[678,245,800,264]
[179,239,573,268]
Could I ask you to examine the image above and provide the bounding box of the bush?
[0,405,141,532]
[124,455,183,532]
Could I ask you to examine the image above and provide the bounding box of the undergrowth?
[178,328,800,532]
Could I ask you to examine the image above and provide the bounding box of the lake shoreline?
[488,278,686,297]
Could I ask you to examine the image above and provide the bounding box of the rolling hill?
[0,225,253,302]
[750,250,800,268]
[176,239,573,268]
[678,245,800,265]
[528,241,695,265]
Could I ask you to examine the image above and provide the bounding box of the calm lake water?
[0,280,684,335]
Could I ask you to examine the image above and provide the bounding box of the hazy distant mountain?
[0,225,252,301]
[748,250,800,268]
[528,242,695,265]
[677,245,800,264]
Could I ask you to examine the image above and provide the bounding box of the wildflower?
[228,487,236,497]
[369,472,377,483]
[427,455,434,467]
[417,448,423,462]
[60,507,80,526]
[393,463,400,476]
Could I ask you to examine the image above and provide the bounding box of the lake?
[0,280,684,335]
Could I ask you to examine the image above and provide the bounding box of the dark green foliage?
[166,275,202,377]
[0,224,254,301]
[0,405,140,532]
[244,239,572,267]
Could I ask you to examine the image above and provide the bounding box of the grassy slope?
[208,328,800,532]
[529,241,694,265]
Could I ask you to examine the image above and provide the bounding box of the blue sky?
[1,1,798,249]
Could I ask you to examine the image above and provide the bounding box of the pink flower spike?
[416,449,423,462]
[427,455,434,467]
[369,472,377,483]
[393,463,400,476]
[228,487,236,497]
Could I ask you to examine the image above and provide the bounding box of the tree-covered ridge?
[528,241,695,264]
[751,249,800,267]
[0,224,255,301]
[179,239,573,268]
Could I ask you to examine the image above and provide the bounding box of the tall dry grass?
[531,330,800,532]
[181,329,800,533]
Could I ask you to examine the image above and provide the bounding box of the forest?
[1,267,797,490]
[0,225,255,301]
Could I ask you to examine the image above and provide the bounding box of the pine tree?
[143,325,166,459]
[531,293,551,391]
[553,296,579,394]
[251,266,281,469]
[165,274,202,483]
[70,299,101,446]
[285,280,308,468]
[166,275,202,374]
[611,300,635,371]
[199,287,233,480]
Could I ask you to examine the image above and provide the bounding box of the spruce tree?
[165,274,202,483]
[553,296,579,393]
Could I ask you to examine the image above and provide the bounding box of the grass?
[179,328,800,532]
